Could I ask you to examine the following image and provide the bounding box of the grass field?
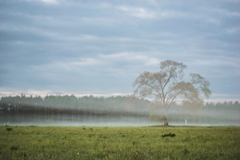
[0,125,239,160]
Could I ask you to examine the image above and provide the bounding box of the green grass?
[0,125,239,160]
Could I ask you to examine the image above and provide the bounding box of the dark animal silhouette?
[162,132,175,137]
[6,128,13,131]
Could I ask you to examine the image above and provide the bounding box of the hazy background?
[0,0,240,102]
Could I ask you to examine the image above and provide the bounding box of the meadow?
[0,126,239,160]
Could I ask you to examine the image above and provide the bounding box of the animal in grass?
[6,128,13,131]
[162,132,175,137]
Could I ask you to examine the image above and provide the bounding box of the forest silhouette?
[0,94,239,125]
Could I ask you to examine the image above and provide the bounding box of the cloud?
[204,98,240,103]
[99,52,160,66]
[0,0,239,100]
[193,59,240,68]
[226,27,240,33]
[0,88,132,98]
[41,0,57,3]
[116,6,157,19]
[206,18,221,25]
[32,52,160,71]
[211,93,240,98]
[25,0,58,4]
[0,88,53,97]
[70,58,103,66]
[214,8,240,17]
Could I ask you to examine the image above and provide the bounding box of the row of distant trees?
[0,94,149,112]
[0,94,239,125]
[0,94,150,124]
[1,94,239,109]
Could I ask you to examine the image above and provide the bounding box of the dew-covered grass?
[0,125,239,160]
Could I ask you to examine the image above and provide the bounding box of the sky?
[0,0,239,102]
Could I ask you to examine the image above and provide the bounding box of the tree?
[133,60,211,126]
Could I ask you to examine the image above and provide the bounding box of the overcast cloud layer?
[0,0,240,102]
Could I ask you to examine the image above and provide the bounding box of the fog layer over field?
[1,95,239,126]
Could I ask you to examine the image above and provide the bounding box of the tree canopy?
[133,60,212,125]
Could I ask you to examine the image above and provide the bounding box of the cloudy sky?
[0,0,239,102]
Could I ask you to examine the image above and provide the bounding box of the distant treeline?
[0,94,150,124]
[0,94,149,112]
[0,94,239,125]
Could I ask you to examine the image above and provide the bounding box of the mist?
[1,94,239,127]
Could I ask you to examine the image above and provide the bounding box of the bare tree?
[133,60,211,126]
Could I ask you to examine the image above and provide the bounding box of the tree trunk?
[164,117,168,126]
[164,110,168,126]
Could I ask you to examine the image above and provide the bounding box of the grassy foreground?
[0,126,239,160]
